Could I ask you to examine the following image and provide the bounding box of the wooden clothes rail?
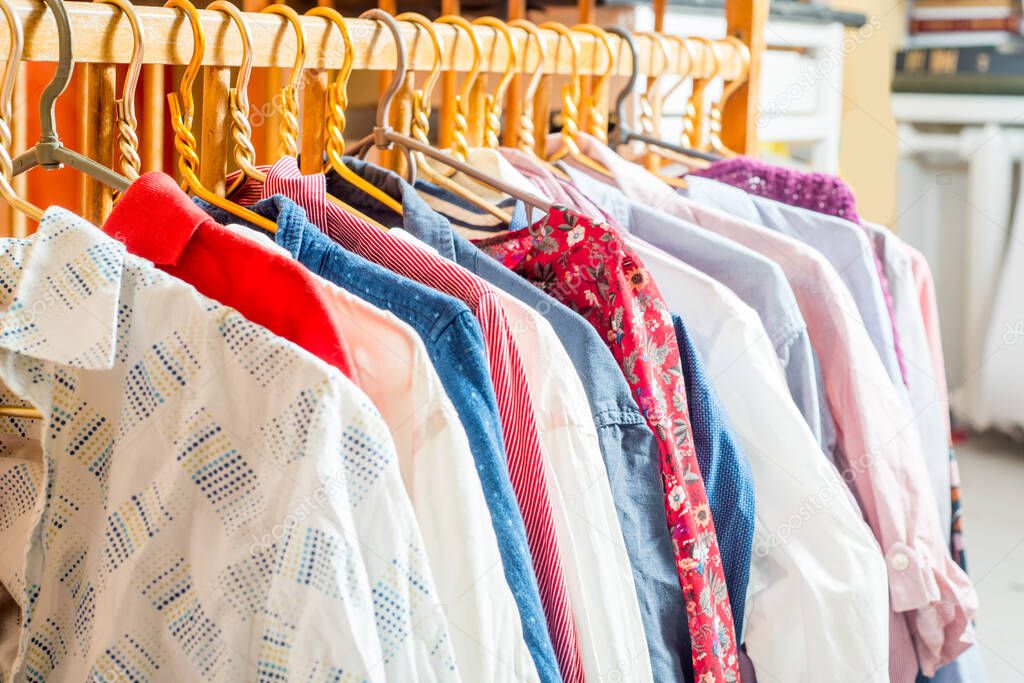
[4,0,748,78]
[0,0,766,231]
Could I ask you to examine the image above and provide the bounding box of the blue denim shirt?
[562,167,838,463]
[671,314,755,640]
[196,195,563,683]
[320,161,691,682]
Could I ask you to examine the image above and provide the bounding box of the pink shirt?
[559,135,978,680]
[906,242,953,442]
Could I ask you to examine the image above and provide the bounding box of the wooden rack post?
[81,63,116,224]
[723,0,767,155]
[502,0,526,147]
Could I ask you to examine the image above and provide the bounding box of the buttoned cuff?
[912,554,979,677]
[885,542,940,612]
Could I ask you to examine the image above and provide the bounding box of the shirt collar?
[323,157,462,260]
[414,180,530,233]
[0,206,125,370]
[192,191,315,261]
[562,164,635,227]
[102,172,217,266]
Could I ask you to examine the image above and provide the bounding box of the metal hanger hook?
[539,21,579,100]
[37,0,73,144]
[607,26,639,146]
[397,12,442,103]
[436,15,482,102]
[359,9,408,149]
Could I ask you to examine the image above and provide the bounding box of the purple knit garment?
[692,156,861,224]
[693,156,910,386]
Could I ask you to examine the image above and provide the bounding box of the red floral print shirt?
[476,206,741,683]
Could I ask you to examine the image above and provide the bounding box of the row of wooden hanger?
[0,0,752,235]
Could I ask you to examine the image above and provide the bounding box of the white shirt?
[226,223,538,682]
[628,236,891,683]
[493,289,654,683]
[0,208,460,682]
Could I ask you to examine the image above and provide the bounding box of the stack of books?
[905,0,1022,48]
[894,0,1024,94]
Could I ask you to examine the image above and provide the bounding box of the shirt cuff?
[885,542,940,612]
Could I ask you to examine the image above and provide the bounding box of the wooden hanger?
[508,19,547,157]
[308,6,404,217]
[353,10,554,217]
[164,0,277,233]
[708,36,750,158]
[94,0,143,181]
[543,21,614,178]
[400,14,510,224]
[606,27,722,163]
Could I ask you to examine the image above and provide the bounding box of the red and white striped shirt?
[230,158,585,683]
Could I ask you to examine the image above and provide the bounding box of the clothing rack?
[1,0,766,230]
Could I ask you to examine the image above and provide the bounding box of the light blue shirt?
[563,167,838,461]
[683,175,906,390]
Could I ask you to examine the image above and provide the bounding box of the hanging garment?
[256,159,585,683]
[863,223,956,546]
[418,149,836,462]
[657,209,976,681]
[562,136,907,397]
[474,205,742,683]
[554,165,837,462]
[219,222,541,682]
[197,195,561,682]
[392,228,654,683]
[374,183,692,682]
[0,207,459,681]
[691,156,862,224]
[544,137,976,669]
[904,243,968,569]
[626,235,891,683]
[103,172,357,380]
[670,315,755,641]
[418,170,756,643]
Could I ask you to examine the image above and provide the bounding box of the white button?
[891,553,910,572]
